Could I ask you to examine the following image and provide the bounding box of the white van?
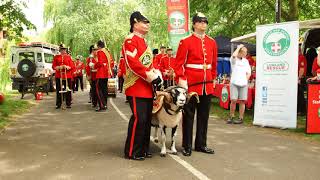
[10,42,59,98]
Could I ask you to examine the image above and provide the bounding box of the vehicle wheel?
[17,59,36,78]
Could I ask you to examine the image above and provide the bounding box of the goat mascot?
[152,86,199,157]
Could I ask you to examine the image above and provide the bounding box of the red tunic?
[52,54,75,79]
[94,49,113,79]
[122,33,154,98]
[174,33,218,95]
[160,55,176,80]
[86,57,97,81]
[298,54,307,77]
[246,55,256,67]
[153,53,165,70]
[117,57,126,77]
[74,60,85,76]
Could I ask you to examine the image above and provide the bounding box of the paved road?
[0,91,320,180]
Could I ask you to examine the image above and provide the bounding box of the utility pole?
[275,0,281,23]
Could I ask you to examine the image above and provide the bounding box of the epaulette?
[206,35,215,41]
[177,34,192,46]
[181,34,192,40]
[124,33,135,44]
[125,33,134,41]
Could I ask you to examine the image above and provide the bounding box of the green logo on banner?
[169,11,185,29]
[221,86,229,103]
[263,28,290,56]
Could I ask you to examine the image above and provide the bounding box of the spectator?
[227,44,251,124]
[311,47,320,76]
[297,44,307,115]
[306,47,317,76]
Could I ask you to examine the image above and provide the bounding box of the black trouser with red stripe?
[118,76,124,92]
[55,78,72,107]
[124,96,153,158]
[182,93,212,150]
[90,80,97,107]
[96,78,108,109]
[74,75,84,91]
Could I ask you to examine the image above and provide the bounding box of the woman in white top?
[227,44,251,124]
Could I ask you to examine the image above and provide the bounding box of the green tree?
[0,0,36,41]
[0,0,36,92]
[190,0,320,38]
[44,0,169,61]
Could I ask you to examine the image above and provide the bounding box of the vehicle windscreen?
[44,53,54,63]
[19,52,35,63]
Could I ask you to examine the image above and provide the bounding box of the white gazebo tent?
[230,19,320,53]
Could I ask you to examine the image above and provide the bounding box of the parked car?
[10,42,59,98]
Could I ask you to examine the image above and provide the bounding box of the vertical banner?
[254,22,299,129]
[166,0,189,53]
[306,83,320,133]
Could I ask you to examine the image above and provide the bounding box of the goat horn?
[156,91,172,103]
[187,92,200,104]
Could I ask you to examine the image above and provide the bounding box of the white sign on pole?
[253,21,299,129]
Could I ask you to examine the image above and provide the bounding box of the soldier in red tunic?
[160,47,175,89]
[52,44,75,109]
[122,11,162,161]
[94,40,113,111]
[86,45,98,107]
[153,45,166,70]
[74,55,85,91]
[174,12,217,156]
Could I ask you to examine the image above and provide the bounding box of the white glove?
[146,69,158,83]
[178,78,188,90]
[153,69,163,84]
[89,62,94,67]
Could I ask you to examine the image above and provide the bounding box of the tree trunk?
[288,0,298,21]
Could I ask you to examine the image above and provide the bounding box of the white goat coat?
[155,105,182,128]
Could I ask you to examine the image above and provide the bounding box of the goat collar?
[163,102,183,115]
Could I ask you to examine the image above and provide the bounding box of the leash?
[188,80,214,87]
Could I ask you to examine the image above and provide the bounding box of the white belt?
[185,64,212,70]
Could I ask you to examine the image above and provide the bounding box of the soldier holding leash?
[52,44,75,109]
[174,12,218,156]
[122,11,162,161]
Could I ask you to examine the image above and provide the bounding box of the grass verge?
[210,97,320,142]
[0,92,33,129]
